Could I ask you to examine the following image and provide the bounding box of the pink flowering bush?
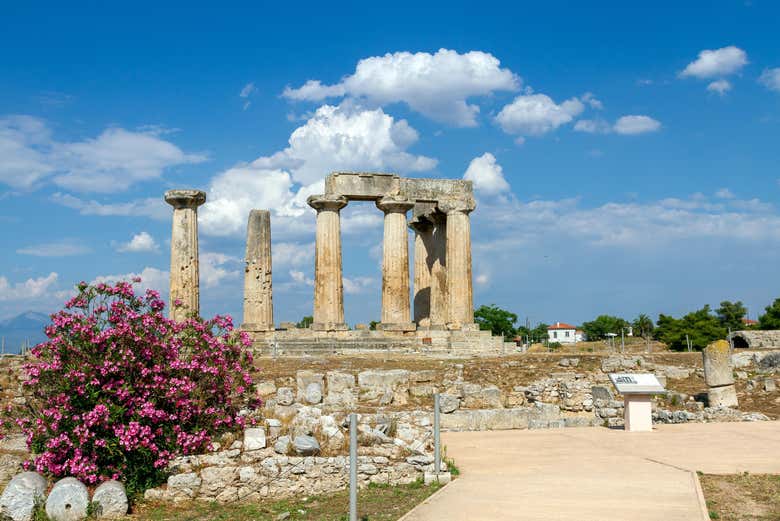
[17,279,256,495]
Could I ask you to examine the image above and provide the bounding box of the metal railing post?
[349,412,357,521]
[434,393,441,475]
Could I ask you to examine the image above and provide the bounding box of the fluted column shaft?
[377,197,415,331]
[165,189,206,322]
[429,216,448,328]
[441,200,476,330]
[308,195,348,331]
[412,222,432,327]
[242,210,274,332]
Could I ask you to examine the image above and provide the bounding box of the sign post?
[608,373,666,432]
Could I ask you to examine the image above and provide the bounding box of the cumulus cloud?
[50,193,169,220]
[17,241,91,257]
[707,79,732,95]
[680,46,748,79]
[495,94,584,136]
[343,276,376,295]
[0,273,59,301]
[116,232,159,253]
[92,267,169,295]
[200,102,436,236]
[0,116,205,192]
[200,252,241,288]
[612,115,662,135]
[463,153,510,195]
[759,67,780,92]
[289,270,314,286]
[283,49,520,127]
[573,119,612,134]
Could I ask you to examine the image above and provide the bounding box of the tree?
[716,300,747,332]
[654,305,726,351]
[758,298,780,330]
[297,316,313,329]
[474,304,517,337]
[632,314,655,339]
[530,323,549,344]
[369,320,379,331]
[581,315,629,341]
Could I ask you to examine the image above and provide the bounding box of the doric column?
[377,196,416,331]
[242,209,274,332]
[308,195,349,331]
[428,214,448,329]
[164,189,206,322]
[411,220,432,327]
[440,198,476,330]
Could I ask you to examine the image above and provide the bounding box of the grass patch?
[700,473,780,521]
[132,480,442,521]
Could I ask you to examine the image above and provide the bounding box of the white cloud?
[680,46,748,79]
[343,276,376,295]
[0,116,205,192]
[463,153,510,195]
[707,79,732,95]
[200,102,436,237]
[581,92,603,110]
[0,273,59,301]
[116,232,159,253]
[17,241,91,257]
[613,115,661,135]
[92,267,169,295]
[759,67,780,92]
[289,270,314,286]
[283,49,520,127]
[200,252,240,288]
[573,119,612,134]
[495,94,584,136]
[239,82,256,98]
[715,188,735,199]
[51,193,169,220]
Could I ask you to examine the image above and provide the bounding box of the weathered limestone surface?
[412,221,432,327]
[708,384,739,408]
[730,330,780,349]
[0,471,47,521]
[440,199,476,330]
[703,340,735,387]
[165,189,206,322]
[377,196,415,331]
[91,480,128,519]
[411,213,447,329]
[242,210,273,332]
[308,195,348,331]
[45,477,89,521]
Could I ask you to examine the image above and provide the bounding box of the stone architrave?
[376,196,416,331]
[164,189,206,322]
[703,340,738,408]
[439,198,476,330]
[242,210,274,332]
[308,195,349,331]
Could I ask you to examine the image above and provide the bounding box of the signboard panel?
[608,373,666,395]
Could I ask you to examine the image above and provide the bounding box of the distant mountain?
[0,311,50,354]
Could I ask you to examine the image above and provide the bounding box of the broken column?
[377,196,416,331]
[439,198,476,330]
[703,339,738,407]
[164,189,206,322]
[308,195,349,331]
[242,210,274,333]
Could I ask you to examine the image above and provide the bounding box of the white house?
[548,322,586,344]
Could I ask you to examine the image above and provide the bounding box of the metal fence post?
[349,412,357,521]
[434,393,441,475]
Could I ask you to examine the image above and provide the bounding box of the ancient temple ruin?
[165,172,514,354]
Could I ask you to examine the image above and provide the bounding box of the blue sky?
[1,1,779,326]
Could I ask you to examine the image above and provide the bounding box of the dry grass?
[131,480,442,521]
[700,473,780,520]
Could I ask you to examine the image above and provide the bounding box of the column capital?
[307,194,348,212]
[438,197,476,215]
[165,189,206,209]
[376,196,415,214]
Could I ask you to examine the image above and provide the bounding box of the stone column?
[703,339,738,407]
[411,215,447,329]
[308,195,349,331]
[164,189,206,322]
[377,196,416,331]
[242,210,274,332]
[440,199,476,330]
[412,221,432,327]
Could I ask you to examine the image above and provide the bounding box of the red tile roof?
[548,322,576,330]
[742,318,758,325]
